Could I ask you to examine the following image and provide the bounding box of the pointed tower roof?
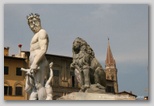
[105,38,116,66]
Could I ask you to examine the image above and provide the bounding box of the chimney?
[4,47,9,56]
[18,44,22,56]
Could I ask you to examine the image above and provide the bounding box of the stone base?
[85,84,106,93]
[58,92,136,100]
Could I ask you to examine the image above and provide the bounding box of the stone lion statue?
[70,37,106,93]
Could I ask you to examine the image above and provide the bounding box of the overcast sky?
[4,4,148,97]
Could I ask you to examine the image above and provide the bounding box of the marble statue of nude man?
[26,13,49,100]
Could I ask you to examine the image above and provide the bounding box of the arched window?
[14,82,23,96]
[4,81,12,95]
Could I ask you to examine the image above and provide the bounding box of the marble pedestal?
[58,92,136,100]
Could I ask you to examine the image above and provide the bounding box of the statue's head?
[72,37,85,53]
[73,37,81,52]
[27,13,41,33]
[72,37,95,57]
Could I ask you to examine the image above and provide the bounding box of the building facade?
[4,50,28,100]
[23,51,80,100]
[4,48,80,100]
[4,39,119,100]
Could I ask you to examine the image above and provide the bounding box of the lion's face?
[73,39,81,53]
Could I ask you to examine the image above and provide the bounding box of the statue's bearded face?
[28,17,41,33]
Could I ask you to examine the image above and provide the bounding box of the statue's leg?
[94,71,100,84]
[83,68,90,88]
[35,80,47,100]
[79,71,85,92]
[45,63,53,100]
[45,85,53,100]
[29,89,38,100]
[37,86,47,100]
[94,68,106,87]
[25,75,33,93]
[37,62,48,100]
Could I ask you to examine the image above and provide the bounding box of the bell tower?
[105,38,118,93]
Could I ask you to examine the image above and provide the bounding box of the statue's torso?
[29,30,49,87]
[29,30,48,65]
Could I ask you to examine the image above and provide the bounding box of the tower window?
[106,86,115,93]
[111,75,114,80]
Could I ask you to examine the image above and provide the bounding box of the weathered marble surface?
[58,92,136,100]
[85,83,106,93]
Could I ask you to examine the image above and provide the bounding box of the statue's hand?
[30,64,40,74]
[21,68,33,76]
[30,64,38,71]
